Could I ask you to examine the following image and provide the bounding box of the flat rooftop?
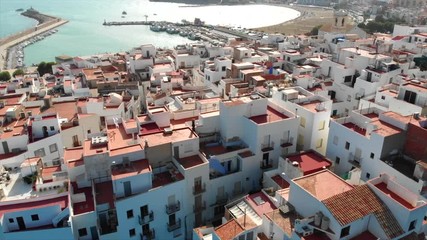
[293,170,354,201]
[143,127,197,147]
[71,182,94,215]
[245,192,277,218]
[249,106,289,124]
[111,159,151,180]
[297,100,325,113]
[287,151,332,175]
[95,181,114,208]
[373,182,415,209]
[0,194,68,218]
[271,175,290,189]
[176,154,206,169]
[83,139,108,157]
[107,124,134,150]
[265,209,296,236]
[152,169,184,188]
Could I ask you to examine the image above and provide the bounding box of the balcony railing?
[193,183,206,195]
[138,211,154,225]
[280,137,294,148]
[260,161,273,170]
[233,187,245,197]
[261,141,275,152]
[140,229,156,240]
[215,193,229,205]
[193,201,206,213]
[167,218,181,232]
[348,154,362,168]
[166,201,181,215]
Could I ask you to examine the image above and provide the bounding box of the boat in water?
[16,8,24,12]
[122,11,127,15]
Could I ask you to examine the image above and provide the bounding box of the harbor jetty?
[0,8,68,70]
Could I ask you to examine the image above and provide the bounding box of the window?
[50,126,55,131]
[333,136,338,145]
[87,130,91,134]
[345,141,350,150]
[78,228,87,237]
[300,117,306,128]
[129,228,136,237]
[222,66,226,71]
[340,226,350,237]
[409,220,417,231]
[246,231,254,240]
[370,152,375,159]
[31,214,39,221]
[127,210,134,219]
[238,235,245,240]
[49,143,58,153]
[316,138,323,148]
[8,218,14,223]
[366,172,371,179]
[34,148,46,157]
[381,96,385,100]
[318,120,325,130]
[336,157,340,164]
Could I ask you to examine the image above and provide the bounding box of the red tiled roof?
[322,185,404,239]
[215,219,244,240]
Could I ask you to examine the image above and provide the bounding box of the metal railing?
[165,200,180,215]
[167,218,181,232]
[193,183,206,195]
[138,211,154,225]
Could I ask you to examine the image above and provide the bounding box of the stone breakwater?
[0,9,68,70]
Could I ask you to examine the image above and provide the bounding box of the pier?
[0,9,68,70]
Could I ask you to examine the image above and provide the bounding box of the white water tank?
[314,212,323,226]
[321,216,330,230]
[109,93,123,104]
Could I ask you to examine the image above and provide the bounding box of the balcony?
[193,183,206,195]
[138,211,154,225]
[215,193,229,205]
[280,137,294,148]
[166,201,181,215]
[260,161,273,170]
[167,218,181,232]
[233,187,245,197]
[261,142,275,152]
[348,154,362,168]
[140,229,155,240]
[193,201,206,213]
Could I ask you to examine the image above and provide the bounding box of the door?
[367,71,372,82]
[327,67,331,77]
[2,141,9,154]
[263,152,269,166]
[124,181,132,197]
[169,213,176,225]
[72,135,79,147]
[328,90,336,100]
[332,110,338,116]
[195,195,202,209]
[42,126,48,138]
[173,146,179,159]
[90,226,99,240]
[234,181,241,195]
[16,217,26,230]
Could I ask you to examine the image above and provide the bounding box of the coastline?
[254,4,334,35]
[0,9,68,70]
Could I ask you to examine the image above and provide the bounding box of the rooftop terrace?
[249,106,289,124]
[293,170,354,201]
[176,154,206,169]
[111,159,151,180]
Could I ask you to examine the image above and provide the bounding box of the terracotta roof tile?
[215,219,244,240]
[322,185,404,239]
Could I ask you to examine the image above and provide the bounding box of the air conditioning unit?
[163,127,173,135]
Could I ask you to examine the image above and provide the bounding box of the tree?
[13,69,24,77]
[37,61,46,75]
[308,25,322,36]
[0,71,11,81]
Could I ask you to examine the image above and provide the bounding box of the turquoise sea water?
[0,0,300,65]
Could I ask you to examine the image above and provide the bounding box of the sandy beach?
[255,4,335,35]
